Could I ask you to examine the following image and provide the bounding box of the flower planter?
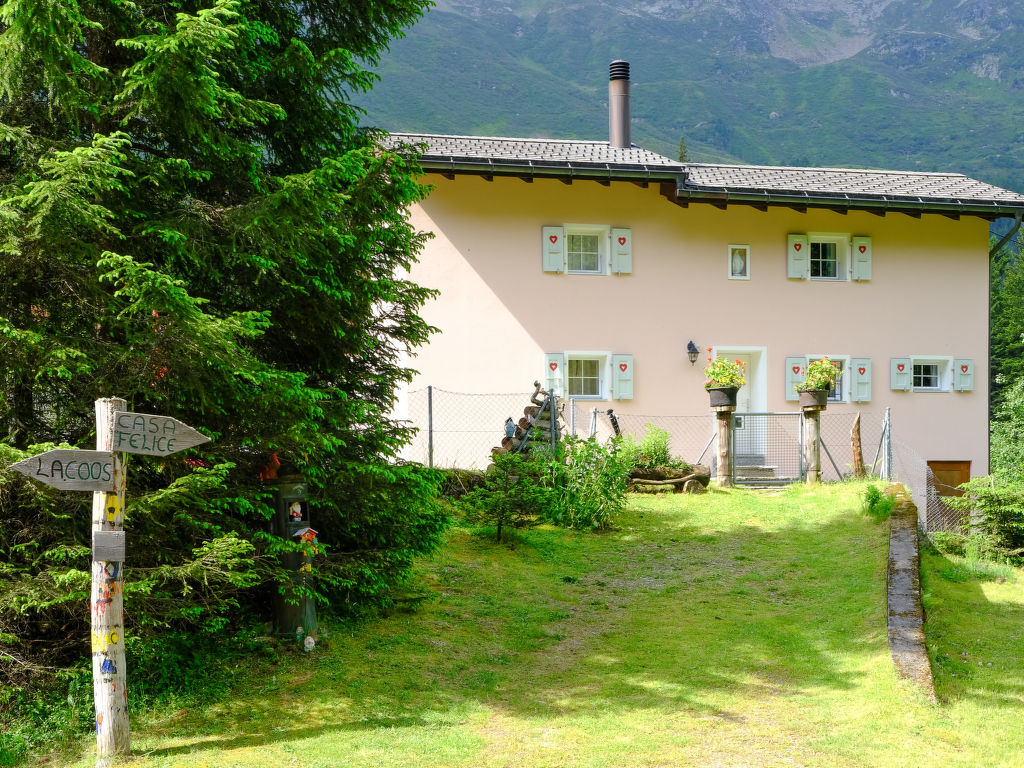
[798,388,828,409]
[708,386,739,408]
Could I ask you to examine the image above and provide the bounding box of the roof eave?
[417,157,687,183]
[675,187,1024,219]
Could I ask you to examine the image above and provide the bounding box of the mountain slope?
[359,0,1024,191]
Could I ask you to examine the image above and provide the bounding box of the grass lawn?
[49,482,1024,767]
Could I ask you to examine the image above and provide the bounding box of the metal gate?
[731,412,805,486]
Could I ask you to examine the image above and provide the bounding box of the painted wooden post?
[713,405,736,487]
[803,406,822,485]
[91,397,129,766]
[851,412,866,479]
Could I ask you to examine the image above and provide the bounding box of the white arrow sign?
[11,449,116,491]
[112,412,210,456]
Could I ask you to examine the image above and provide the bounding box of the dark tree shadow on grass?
[140,504,1024,758]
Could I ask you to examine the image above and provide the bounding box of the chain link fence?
[400,389,971,532]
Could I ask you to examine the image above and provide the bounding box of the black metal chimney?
[609,60,630,149]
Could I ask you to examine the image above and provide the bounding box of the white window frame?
[910,355,953,392]
[727,244,750,280]
[565,225,609,275]
[807,233,850,282]
[566,351,610,399]
[806,354,850,403]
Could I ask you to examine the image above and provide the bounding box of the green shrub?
[548,437,630,530]
[929,531,968,557]
[863,484,894,522]
[458,451,555,542]
[952,475,1024,562]
[621,424,690,471]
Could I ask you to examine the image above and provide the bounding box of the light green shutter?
[851,358,871,402]
[611,354,634,400]
[542,226,565,272]
[890,358,911,391]
[852,236,872,280]
[954,359,975,391]
[784,356,805,402]
[545,353,565,396]
[611,228,632,274]
[787,234,809,279]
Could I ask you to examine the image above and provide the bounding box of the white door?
[730,352,766,462]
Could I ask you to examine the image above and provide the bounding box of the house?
[390,61,1024,485]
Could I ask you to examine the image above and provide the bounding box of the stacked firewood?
[490,381,566,460]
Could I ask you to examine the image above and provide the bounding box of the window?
[808,234,848,281]
[567,226,607,274]
[542,226,631,275]
[568,357,602,397]
[545,352,634,400]
[567,232,600,272]
[728,245,750,279]
[911,357,952,391]
[913,363,939,389]
[810,241,837,278]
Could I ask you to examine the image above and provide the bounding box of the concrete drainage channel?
[886,485,937,703]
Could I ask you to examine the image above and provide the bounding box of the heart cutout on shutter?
[618,237,626,246]
[961,365,969,373]
[619,363,628,372]
[792,366,800,374]
[549,362,558,371]
[897,364,905,373]
[793,243,802,251]
[858,367,866,375]
[859,245,867,253]
[549,235,558,244]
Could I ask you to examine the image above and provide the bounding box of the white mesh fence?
[400,390,970,530]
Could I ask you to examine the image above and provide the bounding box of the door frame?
[711,345,767,412]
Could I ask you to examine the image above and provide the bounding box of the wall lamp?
[686,340,699,365]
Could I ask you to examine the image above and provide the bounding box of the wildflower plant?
[703,349,747,391]
[798,357,840,391]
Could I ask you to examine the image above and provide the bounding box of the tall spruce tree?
[0,0,445,702]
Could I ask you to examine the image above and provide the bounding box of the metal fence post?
[427,385,434,469]
[589,408,598,438]
[569,398,576,436]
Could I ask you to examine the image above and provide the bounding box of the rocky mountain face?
[358,0,1024,191]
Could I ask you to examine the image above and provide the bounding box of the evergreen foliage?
[990,229,1024,410]
[0,0,444,714]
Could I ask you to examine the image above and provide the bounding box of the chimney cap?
[609,60,630,81]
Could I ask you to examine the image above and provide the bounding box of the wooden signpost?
[8,398,209,768]
[11,449,116,492]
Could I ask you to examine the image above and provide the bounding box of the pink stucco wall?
[406,173,990,474]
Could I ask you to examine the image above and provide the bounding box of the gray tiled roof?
[387,132,682,169]
[387,131,1024,211]
[683,163,1024,205]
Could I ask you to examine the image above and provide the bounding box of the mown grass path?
[67,483,1024,767]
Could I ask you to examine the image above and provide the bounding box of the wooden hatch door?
[927,460,971,497]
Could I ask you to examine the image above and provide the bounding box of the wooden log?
[628,466,711,493]
[501,436,521,451]
[524,405,541,418]
[491,447,508,458]
[630,464,710,487]
[518,416,532,430]
[851,412,866,479]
